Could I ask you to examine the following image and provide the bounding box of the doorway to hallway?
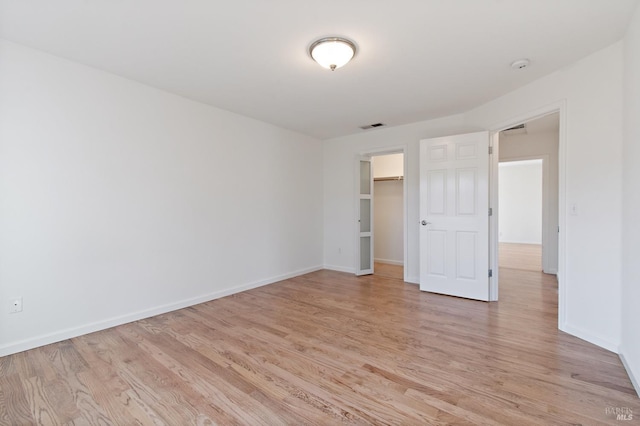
[498,158,544,272]
[497,113,559,276]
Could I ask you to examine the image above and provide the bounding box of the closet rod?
[373,176,404,182]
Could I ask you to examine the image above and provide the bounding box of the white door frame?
[488,101,567,329]
[355,145,409,282]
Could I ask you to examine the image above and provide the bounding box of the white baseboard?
[543,268,558,275]
[560,322,619,353]
[619,351,640,397]
[325,263,417,284]
[323,264,355,274]
[374,258,403,266]
[0,265,323,357]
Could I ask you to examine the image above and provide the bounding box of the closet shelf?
[373,176,404,182]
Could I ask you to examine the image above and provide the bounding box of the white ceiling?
[1,0,637,139]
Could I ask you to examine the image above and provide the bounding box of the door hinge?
[489,146,493,155]
[488,269,493,278]
[489,208,493,216]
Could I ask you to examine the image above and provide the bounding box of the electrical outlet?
[9,297,22,313]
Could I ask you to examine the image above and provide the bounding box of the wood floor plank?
[499,242,542,271]
[176,325,369,424]
[0,374,35,425]
[373,262,404,280]
[22,375,64,426]
[1,262,638,424]
[118,324,287,426]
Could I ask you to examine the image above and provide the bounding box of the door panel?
[428,230,447,276]
[419,132,490,301]
[356,157,374,275]
[427,170,446,214]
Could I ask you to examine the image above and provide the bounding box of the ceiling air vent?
[502,123,526,135]
[505,123,525,131]
[360,123,386,130]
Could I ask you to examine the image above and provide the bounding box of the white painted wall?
[323,41,624,353]
[466,42,624,352]
[0,40,324,356]
[499,129,559,273]
[621,3,640,394]
[498,160,543,244]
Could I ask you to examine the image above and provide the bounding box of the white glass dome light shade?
[309,37,356,71]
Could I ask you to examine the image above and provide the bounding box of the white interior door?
[419,132,490,301]
[356,157,374,275]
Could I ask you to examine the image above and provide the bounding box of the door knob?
[421,220,431,226]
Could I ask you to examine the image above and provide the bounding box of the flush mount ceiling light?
[309,37,357,71]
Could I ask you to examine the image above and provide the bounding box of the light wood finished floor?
[499,242,542,272]
[1,268,638,424]
[374,261,403,280]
